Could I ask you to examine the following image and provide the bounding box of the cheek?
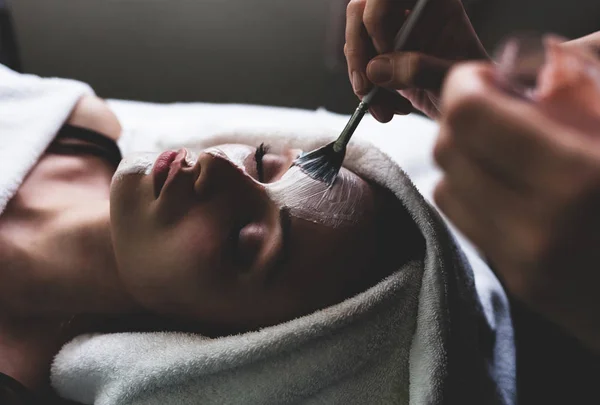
[115,211,225,313]
[268,224,372,318]
[119,252,204,315]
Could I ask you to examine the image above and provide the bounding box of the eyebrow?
[265,207,292,286]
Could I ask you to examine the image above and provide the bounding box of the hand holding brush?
[294,0,436,186]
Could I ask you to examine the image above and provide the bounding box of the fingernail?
[368,57,393,84]
[352,71,365,94]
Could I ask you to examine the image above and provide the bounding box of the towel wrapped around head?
[51,128,515,405]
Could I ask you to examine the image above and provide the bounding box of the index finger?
[363,0,414,53]
[345,0,374,96]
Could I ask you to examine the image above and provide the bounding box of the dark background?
[3,0,600,114]
[0,0,20,72]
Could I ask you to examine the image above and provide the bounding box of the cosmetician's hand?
[345,0,487,121]
[433,61,600,354]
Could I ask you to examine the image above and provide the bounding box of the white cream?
[205,145,368,228]
[265,165,365,228]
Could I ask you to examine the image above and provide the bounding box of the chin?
[111,152,159,203]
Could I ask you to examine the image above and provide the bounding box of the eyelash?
[254,143,269,182]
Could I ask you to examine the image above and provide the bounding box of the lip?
[153,149,187,197]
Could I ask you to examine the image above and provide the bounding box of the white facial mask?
[205,145,370,228]
[266,165,366,228]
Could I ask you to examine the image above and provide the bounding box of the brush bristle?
[293,143,344,186]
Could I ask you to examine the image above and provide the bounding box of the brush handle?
[333,94,373,153]
[334,0,432,153]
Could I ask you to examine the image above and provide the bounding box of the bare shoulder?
[67,95,122,142]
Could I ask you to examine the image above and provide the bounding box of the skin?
[0,95,391,393]
[433,43,600,353]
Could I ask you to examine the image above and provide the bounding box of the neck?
[1,200,141,317]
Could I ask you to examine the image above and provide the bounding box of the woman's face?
[110,144,379,331]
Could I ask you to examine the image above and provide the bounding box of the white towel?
[0,65,515,405]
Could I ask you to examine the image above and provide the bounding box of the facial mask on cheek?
[265,166,366,228]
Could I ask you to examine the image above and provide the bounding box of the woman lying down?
[0,65,515,405]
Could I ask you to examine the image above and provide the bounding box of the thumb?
[367,52,453,93]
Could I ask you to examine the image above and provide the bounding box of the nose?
[194,152,264,203]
